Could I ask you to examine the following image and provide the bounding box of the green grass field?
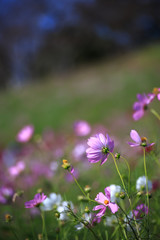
[0,43,160,143]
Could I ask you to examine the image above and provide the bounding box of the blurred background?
[0,2,160,239]
[0,0,160,141]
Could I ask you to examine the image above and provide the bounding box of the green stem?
[143,148,149,209]
[41,211,48,240]
[121,156,131,194]
[70,172,97,204]
[143,148,150,236]
[110,152,141,239]
[150,108,160,121]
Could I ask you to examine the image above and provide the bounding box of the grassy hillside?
[0,43,160,143]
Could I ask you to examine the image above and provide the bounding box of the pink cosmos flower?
[16,125,34,143]
[128,130,155,148]
[93,187,119,218]
[86,133,114,165]
[74,120,91,136]
[148,88,160,101]
[133,94,152,121]
[133,204,149,219]
[8,161,26,177]
[25,193,47,208]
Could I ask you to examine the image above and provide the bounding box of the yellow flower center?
[153,88,159,95]
[141,137,147,142]
[104,199,109,205]
[63,159,68,164]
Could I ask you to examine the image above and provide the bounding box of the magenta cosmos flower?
[133,94,152,121]
[93,187,119,218]
[148,87,160,101]
[74,120,91,136]
[86,133,114,165]
[25,193,47,208]
[133,204,149,219]
[16,125,34,143]
[128,130,154,148]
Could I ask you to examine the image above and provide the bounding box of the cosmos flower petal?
[104,187,111,200]
[95,206,106,218]
[130,130,141,144]
[98,133,107,146]
[108,202,119,214]
[87,137,103,149]
[133,110,144,121]
[157,93,160,101]
[86,148,101,154]
[95,192,107,204]
[100,156,109,165]
[133,102,141,111]
[93,205,105,211]
[86,133,114,165]
[127,142,141,147]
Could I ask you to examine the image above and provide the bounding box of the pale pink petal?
[98,133,107,146]
[130,130,141,144]
[95,207,106,218]
[133,110,144,121]
[128,142,140,147]
[157,93,160,101]
[95,192,107,204]
[108,202,119,214]
[93,205,105,211]
[104,187,111,200]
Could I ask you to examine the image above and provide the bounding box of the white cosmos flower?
[109,184,122,202]
[41,193,62,211]
[57,201,74,221]
[136,176,152,192]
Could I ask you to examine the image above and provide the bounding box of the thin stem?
[150,108,160,121]
[68,206,100,240]
[110,152,141,239]
[70,172,88,198]
[115,213,128,240]
[70,172,97,204]
[41,211,48,240]
[118,204,139,240]
[109,152,128,198]
[121,156,131,194]
[143,148,150,237]
[143,148,149,209]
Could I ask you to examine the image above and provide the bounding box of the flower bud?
[115,153,121,159]
[77,195,89,202]
[137,191,143,197]
[84,206,90,213]
[62,159,71,170]
[55,212,60,219]
[5,214,12,223]
[84,185,91,193]
[37,188,43,194]
[119,192,125,199]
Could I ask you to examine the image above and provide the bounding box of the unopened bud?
[84,185,91,193]
[119,192,125,199]
[37,188,43,194]
[55,212,60,219]
[77,195,89,202]
[84,206,90,213]
[115,153,121,159]
[62,159,71,170]
[137,191,143,197]
[5,214,12,223]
